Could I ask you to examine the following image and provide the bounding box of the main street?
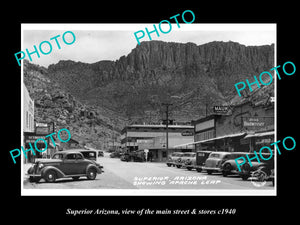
[23,152,274,190]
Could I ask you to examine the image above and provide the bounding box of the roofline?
[121,124,194,133]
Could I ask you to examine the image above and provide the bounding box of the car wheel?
[196,168,202,172]
[72,176,80,181]
[241,175,249,181]
[167,163,171,167]
[222,164,231,177]
[87,167,97,180]
[44,170,56,183]
[176,165,182,168]
[207,170,212,175]
[187,167,192,171]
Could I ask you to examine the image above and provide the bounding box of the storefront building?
[23,84,35,163]
[189,96,274,152]
[23,122,58,162]
[121,124,194,162]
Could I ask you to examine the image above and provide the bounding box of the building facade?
[121,124,194,162]
[23,84,35,163]
[191,97,274,153]
[23,84,34,133]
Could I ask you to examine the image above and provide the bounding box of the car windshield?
[209,153,222,158]
[81,151,96,158]
[52,153,63,159]
[183,153,195,157]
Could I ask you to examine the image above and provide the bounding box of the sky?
[22,24,276,68]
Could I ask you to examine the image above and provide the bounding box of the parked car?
[110,151,121,158]
[237,154,274,180]
[98,150,104,157]
[131,150,146,162]
[220,152,250,177]
[174,152,196,168]
[120,152,131,162]
[78,150,97,161]
[203,152,235,175]
[185,151,213,172]
[27,151,103,183]
[166,152,184,167]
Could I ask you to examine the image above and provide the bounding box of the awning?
[173,142,197,148]
[173,132,246,148]
[244,131,274,139]
[194,132,246,144]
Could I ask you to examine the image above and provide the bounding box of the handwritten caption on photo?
[132,175,221,186]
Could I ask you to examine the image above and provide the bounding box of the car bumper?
[25,173,42,177]
[202,167,222,172]
[97,166,104,173]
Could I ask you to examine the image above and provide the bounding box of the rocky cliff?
[46,40,274,124]
[24,60,126,149]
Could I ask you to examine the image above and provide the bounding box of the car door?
[75,153,89,174]
[61,153,78,175]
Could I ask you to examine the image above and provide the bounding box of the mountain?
[23,60,126,149]
[46,40,275,123]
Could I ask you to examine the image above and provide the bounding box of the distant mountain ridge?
[46,40,274,124]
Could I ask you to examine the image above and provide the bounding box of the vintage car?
[27,151,103,183]
[131,150,146,162]
[174,152,196,168]
[220,152,251,177]
[202,151,236,175]
[78,150,97,161]
[98,150,104,157]
[166,152,184,167]
[238,154,274,181]
[185,151,213,172]
[120,152,131,162]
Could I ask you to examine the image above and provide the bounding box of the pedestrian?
[148,151,153,162]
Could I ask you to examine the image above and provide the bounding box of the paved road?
[23,153,274,190]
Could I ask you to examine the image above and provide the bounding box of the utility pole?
[162,103,173,153]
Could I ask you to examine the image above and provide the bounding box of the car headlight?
[38,163,44,169]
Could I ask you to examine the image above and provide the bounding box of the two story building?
[121,124,194,161]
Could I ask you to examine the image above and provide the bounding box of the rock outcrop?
[46,40,274,124]
[24,60,125,149]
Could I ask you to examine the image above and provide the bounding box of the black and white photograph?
[20,23,277,195]
[3,2,299,222]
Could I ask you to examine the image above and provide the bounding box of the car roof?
[197,150,213,153]
[210,151,232,155]
[182,152,196,155]
[54,150,84,155]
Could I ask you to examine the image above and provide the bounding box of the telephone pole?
[162,103,173,153]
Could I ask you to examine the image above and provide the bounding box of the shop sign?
[213,105,230,114]
[36,122,50,135]
[181,131,194,136]
[240,138,250,145]
[36,126,50,135]
[25,136,47,143]
[243,117,265,127]
[256,138,272,145]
